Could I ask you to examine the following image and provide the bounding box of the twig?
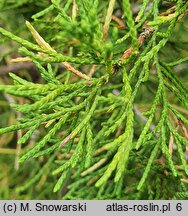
[62,62,90,80]
[94,104,158,157]
[155,158,169,176]
[120,5,188,62]
[111,15,125,29]
[178,120,188,139]
[180,178,188,184]
[103,0,116,40]
[160,5,176,16]
[72,0,78,20]
[169,132,174,156]
[14,111,22,170]
[81,158,107,176]
[134,104,156,132]
[88,65,96,77]
[120,27,154,60]
[178,120,188,160]
[60,134,72,147]
[87,175,100,186]
[11,56,90,80]
[18,21,91,80]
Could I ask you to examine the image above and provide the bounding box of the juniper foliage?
[0,0,188,199]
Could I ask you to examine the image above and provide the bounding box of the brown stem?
[62,62,90,80]
[120,27,154,60]
[111,15,125,29]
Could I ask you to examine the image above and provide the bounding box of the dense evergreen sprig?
[0,0,188,199]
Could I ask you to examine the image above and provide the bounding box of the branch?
[10,21,90,80]
[120,27,154,61]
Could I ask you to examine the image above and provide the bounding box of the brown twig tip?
[87,175,100,186]
[72,0,78,20]
[111,15,125,29]
[160,5,176,16]
[88,65,96,77]
[60,134,72,147]
[10,57,32,63]
[135,16,141,23]
[120,27,154,61]
[81,158,107,176]
[178,120,188,139]
[102,0,116,40]
[120,47,134,60]
[168,133,174,156]
[25,21,90,81]
[62,62,90,80]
